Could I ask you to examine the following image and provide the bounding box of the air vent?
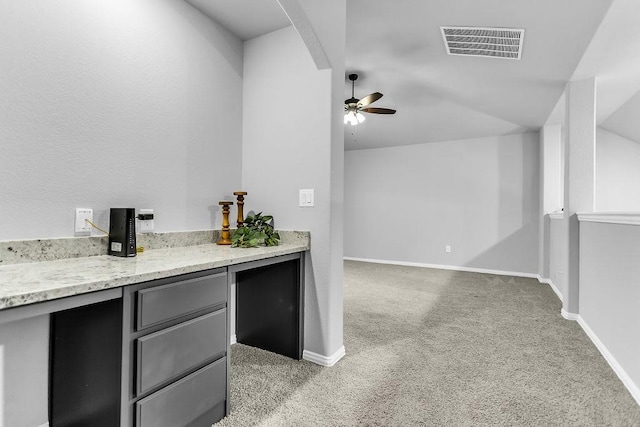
[440,26,525,60]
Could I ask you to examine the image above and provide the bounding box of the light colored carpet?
[215,260,640,426]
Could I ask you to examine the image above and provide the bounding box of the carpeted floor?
[215,260,640,426]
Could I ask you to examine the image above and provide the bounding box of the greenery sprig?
[231,212,280,248]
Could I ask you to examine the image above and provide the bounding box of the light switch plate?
[299,189,314,207]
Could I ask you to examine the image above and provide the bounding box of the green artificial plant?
[231,212,280,248]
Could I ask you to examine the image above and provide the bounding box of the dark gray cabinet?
[47,253,303,426]
[121,269,229,427]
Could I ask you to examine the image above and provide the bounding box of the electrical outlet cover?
[138,209,154,233]
[75,208,93,234]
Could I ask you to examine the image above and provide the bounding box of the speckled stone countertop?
[0,231,309,310]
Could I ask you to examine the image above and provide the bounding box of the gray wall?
[596,128,640,211]
[0,0,244,240]
[539,124,563,280]
[344,132,540,275]
[579,220,640,399]
[548,217,568,300]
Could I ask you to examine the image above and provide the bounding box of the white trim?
[303,346,345,367]
[37,423,49,427]
[576,315,640,406]
[561,308,579,320]
[537,276,564,303]
[548,212,565,220]
[344,257,538,279]
[577,212,640,226]
[230,334,237,345]
[276,0,331,70]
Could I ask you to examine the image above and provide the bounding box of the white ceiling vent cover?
[441,26,524,60]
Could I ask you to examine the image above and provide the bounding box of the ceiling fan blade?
[361,107,396,114]
[357,92,383,108]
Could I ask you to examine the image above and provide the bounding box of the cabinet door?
[136,357,226,427]
[136,309,226,395]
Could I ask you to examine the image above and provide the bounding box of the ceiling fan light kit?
[344,73,396,125]
[344,110,366,125]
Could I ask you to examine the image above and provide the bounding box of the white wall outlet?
[137,209,154,233]
[445,245,452,253]
[75,208,93,235]
[299,189,314,207]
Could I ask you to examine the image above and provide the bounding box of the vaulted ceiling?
[186,0,640,150]
[185,0,290,41]
[343,0,614,150]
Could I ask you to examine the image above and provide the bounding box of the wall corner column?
[563,77,596,316]
[539,124,563,280]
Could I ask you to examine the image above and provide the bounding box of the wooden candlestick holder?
[217,201,234,245]
[233,191,247,228]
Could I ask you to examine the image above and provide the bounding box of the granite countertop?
[0,235,309,310]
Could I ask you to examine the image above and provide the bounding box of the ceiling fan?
[344,73,396,125]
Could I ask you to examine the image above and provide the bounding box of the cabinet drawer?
[137,309,226,395]
[136,272,226,330]
[136,357,226,427]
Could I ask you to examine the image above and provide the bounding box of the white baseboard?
[536,276,550,284]
[344,257,538,279]
[231,335,346,368]
[232,335,346,367]
[561,308,579,320]
[303,346,345,367]
[576,315,640,406]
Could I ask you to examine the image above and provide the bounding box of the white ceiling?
[185,0,290,41]
[564,0,640,144]
[601,91,640,143]
[186,1,640,150]
[344,0,615,150]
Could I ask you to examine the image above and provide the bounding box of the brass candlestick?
[217,201,234,245]
[233,191,247,228]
